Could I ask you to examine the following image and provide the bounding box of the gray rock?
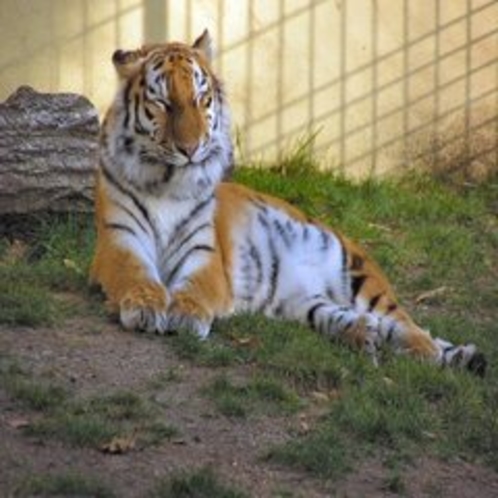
[0,86,99,214]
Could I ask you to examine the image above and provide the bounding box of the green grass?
[213,314,369,391]
[140,421,180,446]
[147,367,185,388]
[0,355,68,410]
[213,163,497,479]
[148,467,249,498]
[204,373,300,418]
[264,358,498,477]
[14,471,116,498]
[0,213,95,326]
[0,357,178,449]
[28,411,119,447]
[25,390,178,449]
[1,154,497,486]
[0,272,61,326]
[265,424,352,479]
[2,376,67,411]
[167,330,237,367]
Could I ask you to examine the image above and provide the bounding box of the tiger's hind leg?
[306,301,382,362]
[305,299,486,376]
[376,310,487,376]
[434,338,486,376]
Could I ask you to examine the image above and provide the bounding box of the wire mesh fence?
[1,0,496,177]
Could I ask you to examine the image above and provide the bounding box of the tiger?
[90,30,486,376]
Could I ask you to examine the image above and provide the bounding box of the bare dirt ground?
[2,313,498,498]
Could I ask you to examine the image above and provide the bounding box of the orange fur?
[90,172,169,315]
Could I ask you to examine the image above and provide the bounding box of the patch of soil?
[1,314,498,497]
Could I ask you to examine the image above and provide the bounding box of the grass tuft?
[265,425,351,479]
[15,471,116,498]
[148,466,248,498]
[204,374,300,418]
[2,377,67,411]
[0,355,68,411]
[26,412,118,448]
[0,271,60,326]
[0,213,95,326]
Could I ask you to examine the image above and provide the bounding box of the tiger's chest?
[144,194,216,291]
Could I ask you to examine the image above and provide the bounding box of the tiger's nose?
[177,143,199,159]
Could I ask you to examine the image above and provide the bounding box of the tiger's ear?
[112,47,149,79]
[193,29,213,62]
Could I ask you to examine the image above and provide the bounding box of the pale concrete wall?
[1,0,497,175]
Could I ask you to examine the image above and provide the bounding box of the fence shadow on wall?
[224,0,498,176]
[1,0,496,177]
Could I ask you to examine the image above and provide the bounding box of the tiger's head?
[101,30,232,198]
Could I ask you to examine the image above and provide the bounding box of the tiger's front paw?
[119,283,169,333]
[166,314,212,339]
[167,293,213,339]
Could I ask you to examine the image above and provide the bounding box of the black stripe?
[386,323,396,343]
[326,286,338,303]
[100,164,152,229]
[307,302,326,328]
[152,60,164,72]
[335,309,351,328]
[351,275,367,299]
[368,293,383,312]
[274,301,285,317]
[114,200,150,236]
[250,196,269,214]
[170,195,214,241]
[123,81,133,129]
[257,211,270,230]
[260,240,280,312]
[273,219,292,248]
[168,222,212,260]
[123,136,135,154]
[320,229,330,251]
[341,243,349,292]
[248,240,264,285]
[144,105,154,121]
[340,317,356,332]
[134,91,141,130]
[350,253,364,271]
[104,222,137,237]
[254,211,279,312]
[134,119,147,135]
[166,244,214,286]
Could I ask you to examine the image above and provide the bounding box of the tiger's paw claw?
[165,314,212,339]
[119,284,169,334]
[166,293,212,339]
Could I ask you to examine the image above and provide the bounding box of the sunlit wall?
[1,0,497,175]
